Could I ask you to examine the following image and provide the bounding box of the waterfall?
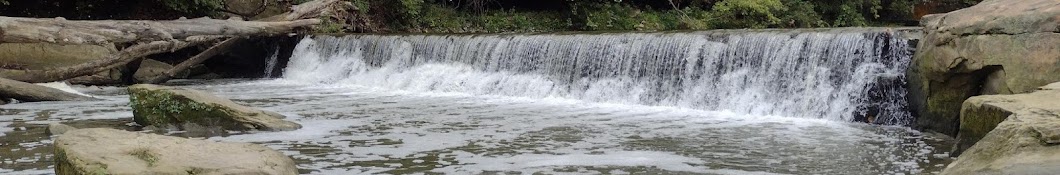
[281,28,916,125]
[263,45,281,78]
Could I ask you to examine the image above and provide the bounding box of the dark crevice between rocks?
[202,35,302,79]
[948,65,1006,156]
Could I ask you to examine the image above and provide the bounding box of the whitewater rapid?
[282,29,915,124]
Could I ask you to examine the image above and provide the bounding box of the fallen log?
[0,16,319,45]
[146,0,352,84]
[0,77,95,102]
[0,37,221,83]
[0,0,350,85]
[145,38,245,84]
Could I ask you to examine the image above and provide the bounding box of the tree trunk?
[0,16,319,45]
[145,0,353,84]
[0,38,219,83]
[0,0,352,84]
[145,38,245,84]
[0,77,95,102]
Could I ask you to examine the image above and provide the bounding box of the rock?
[953,82,1060,155]
[0,77,96,102]
[942,83,1060,174]
[128,84,301,131]
[0,43,116,69]
[0,43,124,85]
[907,0,1060,136]
[46,123,77,136]
[133,59,174,82]
[54,128,297,175]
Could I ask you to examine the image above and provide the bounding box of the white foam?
[437,151,784,175]
[34,82,92,97]
[282,32,915,124]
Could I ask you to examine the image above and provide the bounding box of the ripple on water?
[0,80,954,174]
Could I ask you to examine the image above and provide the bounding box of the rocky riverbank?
[907,0,1060,136]
[905,0,1060,172]
[941,82,1060,174]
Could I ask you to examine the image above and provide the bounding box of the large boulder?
[941,82,1060,174]
[953,82,1060,155]
[54,128,297,175]
[907,0,1060,136]
[128,84,301,131]
[133,59,175,81]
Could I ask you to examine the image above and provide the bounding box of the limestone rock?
[128,84,301,131]
[133,59,175,81]
[0,77,96,102]
[54,128,297,175]
[907,0,1060,136]
[46,123,77,136]
[942,82,1060,174]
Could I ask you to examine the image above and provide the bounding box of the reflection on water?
[0,80,953,174]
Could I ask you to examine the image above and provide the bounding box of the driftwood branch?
[0,77,95,102]
[145,38,244,84]
[146,0,352,84]
[0,16,319,45]
[0,37,220,83]
[0,0,351,87]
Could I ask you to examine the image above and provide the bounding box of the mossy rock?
[128,84,300,131]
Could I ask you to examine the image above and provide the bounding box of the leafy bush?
[709,0,786,29]
[157,0,222,16]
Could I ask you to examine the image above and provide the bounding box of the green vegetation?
[350,0,983,33]
[157,0,222,16]
[129,148,160,167]
[0,0,984,33]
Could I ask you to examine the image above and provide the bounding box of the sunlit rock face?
[907,0,1060,136]
[943,82,1060,174]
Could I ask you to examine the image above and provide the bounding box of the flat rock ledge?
[942,82,1060,174]
[129,84,301,131]
[54,128,297,175]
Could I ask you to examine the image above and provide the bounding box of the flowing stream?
[0,28,954,174]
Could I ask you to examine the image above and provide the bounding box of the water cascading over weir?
[280,28,920,125]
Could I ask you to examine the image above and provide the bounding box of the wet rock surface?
[45,123,76,136]
[943,82,1060,174]
[54,128,297,175]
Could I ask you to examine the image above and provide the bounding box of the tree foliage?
[156,0,223,16]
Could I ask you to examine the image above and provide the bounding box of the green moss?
[129,148,160,167]
[129,88,243,130]
[55,147,110,175]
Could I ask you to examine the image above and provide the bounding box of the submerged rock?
[907,0,1060,136]
[46,123,77,136]
[942,82,1060,174]
[54,128,297,175]
[128,84,301,131]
